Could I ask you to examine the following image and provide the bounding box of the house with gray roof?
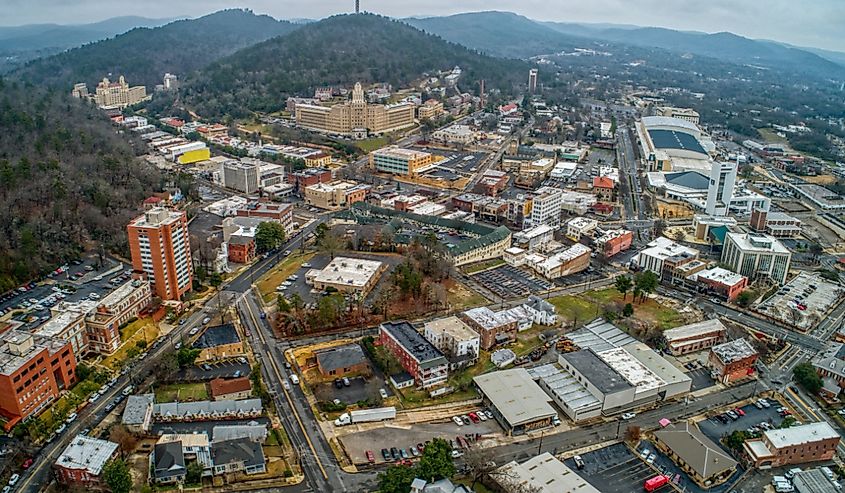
[153,441,186,484]
[211,438,266,475]
[314,343,370,377]
[154,399,262,422]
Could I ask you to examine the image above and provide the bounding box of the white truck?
[334,406,396,426]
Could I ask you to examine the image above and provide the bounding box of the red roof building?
[592,176,615,202]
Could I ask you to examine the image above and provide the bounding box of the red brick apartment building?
[236,202,294,232]
[594,229,633,257]
[54,435,119,489]
[378,321,448,388]
[127,208,193,301]
[228,236,256,264]
[0,331,76,429]
[694,267,748,301]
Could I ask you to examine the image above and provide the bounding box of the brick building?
[0,331,76,429]
[708,338,757,384]
[288,168,333,195]
[54,435,119,489]
[460,307,518,350]
[692,267,748,301]
[209,377,253,401]
[192,324,244,362]
[663,320,726,356]
[235,202,294,232]
[743,422,839,468]
[227,235,256,264]
[314,343,370,377]
[378,321,448,388]
[593,229,633,257]
[592,176,615,202]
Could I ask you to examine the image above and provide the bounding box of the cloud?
[1,0,843,51]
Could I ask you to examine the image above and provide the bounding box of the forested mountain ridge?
[181,13,530,119]
[0,79,163,292]
[14,9,298,90]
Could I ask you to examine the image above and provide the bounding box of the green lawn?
[355,136,390,153]
[463,258,505,274]
[549,287,684,330]
[155,382,208,402]
[757,127,789,144]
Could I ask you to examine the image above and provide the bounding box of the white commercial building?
[423,316,480,368]
[565,217,598,241]
[705,161,737,216]
[305,257,386,294]
[222,160,260,194]
[634,237,699,276]
[527,187,563,228]
[721,233,792,285]
[513,224,555,251]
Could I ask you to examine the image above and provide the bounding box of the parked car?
[379,388,388,399]
[452,416,463,426]
[8,474,20,486]
[468,412,480,423]
[640,449,650,459]
[573,455,585,470]
[646,453,656,465]
[189,327,199,336]
[366,450,375,464]
[342,377,351,387]
[621,412,636,420]
[334,379,343,389]
[202,317,211,325]
[65,412,78,424]
[734,408,746,417]
[381,449,391,462]
[390,448,400,461]
[461,415,471,425]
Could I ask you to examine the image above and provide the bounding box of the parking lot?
[698,399,787,448]
[564,442,656,493]
[340,418,500,465]
[471,265,554,299]
[685,363,716,392]
[757,271,844,331]
[412,147,487,176]
[0,255,129,329]
[313,375,392,405]
[175,361,251,381]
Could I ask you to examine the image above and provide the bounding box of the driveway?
[173,361,251,381]
[313,375,391,406]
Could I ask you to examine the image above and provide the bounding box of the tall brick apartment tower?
[127,208,193,301]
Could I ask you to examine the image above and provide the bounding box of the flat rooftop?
[725,233,789,254]
[694,267,746,287]
[711,338,757,364]
[424,316,479,343]
[764,422,839,449]
[560,349,633,394]
[56,435,119,475]
[540,370,601,413]
[309,257,384,288]
[380,321,447,367]
[474,369,557,427]
[496,452,601,493]
[371,146,430,160]
[648,129,707,155]
[462,307,515,331]
[193,323,240,349]
[598,347,664,393]
[664,319,727,343]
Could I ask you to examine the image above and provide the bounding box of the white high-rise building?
[527,187,563,228]
[222,160,260,194]
[705,161,737,216]
[528,69,538,92]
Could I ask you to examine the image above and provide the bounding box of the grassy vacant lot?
[462,258,506,275]
[256,251,317,302]
[446,279,487,310]
[155,382,209,402]
[549,287,685,330]
[104,317,160,370]
[355,136,391,153]
[757,127,789,144]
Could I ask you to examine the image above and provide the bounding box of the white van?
[290,374,300,385]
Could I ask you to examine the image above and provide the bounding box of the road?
[238,292,377,493]
[616,125,646,223]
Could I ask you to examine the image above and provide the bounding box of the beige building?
[92,76,147,109]
[295,82,416,137]
[369,146,433,176]
[304,180,369,210]
[418,99,444,120]
[305,257,387,296]
[656,106,700,125]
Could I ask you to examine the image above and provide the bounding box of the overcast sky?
[2,0,843,52]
